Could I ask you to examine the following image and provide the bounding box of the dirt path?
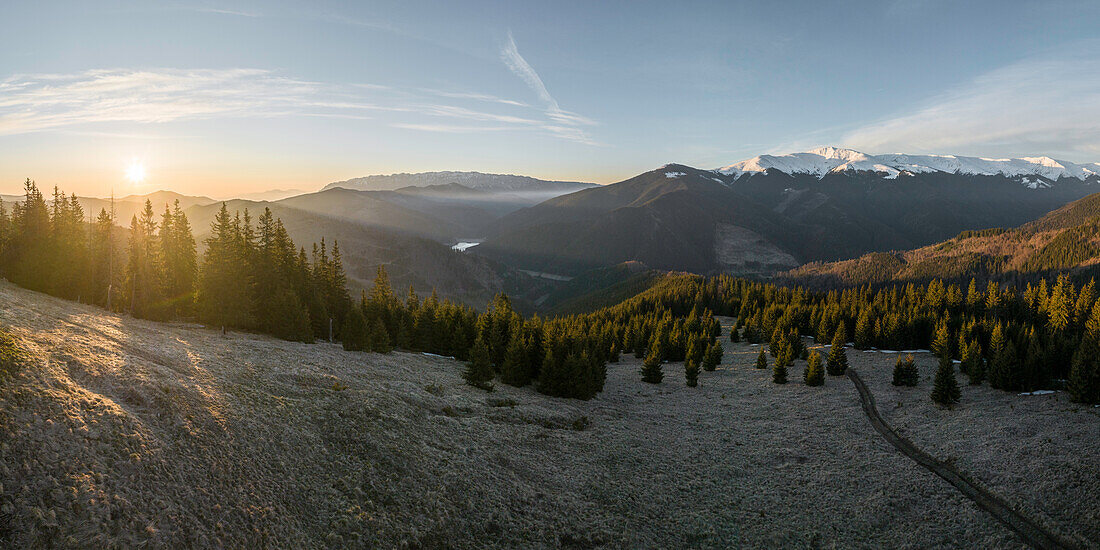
[846,369,1080,550]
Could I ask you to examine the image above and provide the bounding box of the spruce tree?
[988,340,1019,391]
[804,350,824,386]
[755,347,768,369]
[729,326,740,343]
[931,318,952,360]
[1067,301,1100,404]
[772,354,788,384]
[500,333,530,387]
[342,307,369,351]
[685,358,699,387]
[962,340,984,385]
[826,326,848,375]
[931,354,960,405]
[463,337,494,390]
[641,338,664,384]
[854,309,874,350]
[892,354,919,386]
[369,316,393,353]
[702,341,722,372]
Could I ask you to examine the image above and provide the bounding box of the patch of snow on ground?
[451,242,480,252]
[1018,390,1057,396]
[665,171,686,179]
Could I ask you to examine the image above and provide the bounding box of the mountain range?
[475,148,1098,278]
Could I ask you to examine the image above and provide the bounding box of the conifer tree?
[500,333,530,387]
[854,309,874,350]
[755,346,768,369]
[729,326,740,342]
[962,340,984,385]
[463,336,494,390]
[892,354,919,386]
[702,341,722,372]
[197,203,253,333]
[804,350,824,386]
[931,318,952,360]
[772,354,788,384]
[369,316,393,353]
[1068,301,1100,404]
[826,326,849,376]
[641,338,664,384]
[931,354,960,405]
[342,307,369,351]
[988,340,1019,391]
[685,358,699,387]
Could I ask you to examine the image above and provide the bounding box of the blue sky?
[2,0,1100,197]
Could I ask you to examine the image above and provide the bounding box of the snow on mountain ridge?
[718,148,1100,181]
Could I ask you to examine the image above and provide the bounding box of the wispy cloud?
[844,41,1100,160]
[0,67,596,144]
[500,30,598,145]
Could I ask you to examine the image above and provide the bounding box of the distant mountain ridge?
[477,158,1098,278]
[719,146,1100,182]
[323,171,597,193]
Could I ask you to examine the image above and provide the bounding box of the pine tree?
[702,341,722,372]
[641,338,664,384]
[892,354,919,386]
[369,316,393,353]
[685,358,699,387]
[500,333,530,387]
[1067,302,1100,404]
[988,340,1018,391]
[463,336,494,390]
[755,347,768,369]
[931,318,952,360]
[826,326,848,376]
[804,350,824,386]
[854,309,874,350]
[342,307,369,351]
[197,203,253,332]
[772,354,788,384]
[962,340,983,385]
[930,354,960,405]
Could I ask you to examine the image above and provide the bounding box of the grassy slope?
[1,283,1096,548]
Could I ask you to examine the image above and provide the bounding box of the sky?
[2,0,1100,198]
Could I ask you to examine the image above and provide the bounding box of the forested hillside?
[786,192,1100,288]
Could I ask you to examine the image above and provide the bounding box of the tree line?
[585,272,1098,404]
[0,180,611,400]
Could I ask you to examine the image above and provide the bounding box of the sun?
[125,160,146,184]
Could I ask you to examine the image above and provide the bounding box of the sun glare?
[125,160,146,184]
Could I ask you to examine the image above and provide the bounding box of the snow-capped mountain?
[718,147,1100,181]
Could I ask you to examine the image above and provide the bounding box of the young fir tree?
[826,326,849,376]
[988,339,1019,391]
[729,326,740,343]
[755,346,768,369]
[197,203,253,333]
[772,353,788,384]
[342,307,369,351]
[804,350,824,386]
[962,340,984,385]
[368,316,393,353]
[931,318,952,360]
[854,309,874,350]
[500,333,530,387]
[641,338,664,384]
[892,354,919,387]
[930,354,961,405]
[463,336,494,390]
[1067,301,1100,404]
[685,358,699,387]
[702,341,722,372]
